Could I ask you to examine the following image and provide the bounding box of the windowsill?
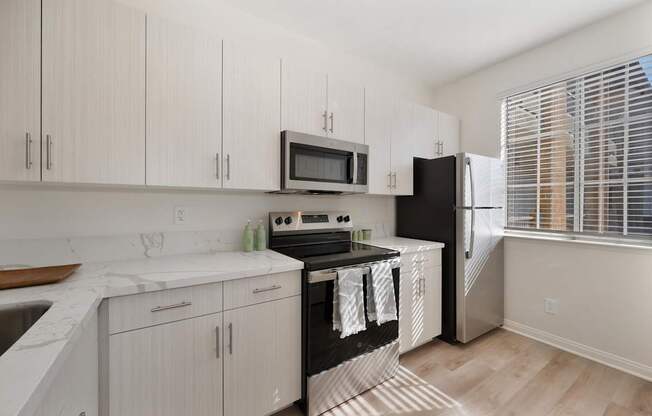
[504,230,652,251]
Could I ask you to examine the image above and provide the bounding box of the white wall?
[431,0,652,157]
[431,1,652,377]
[0,184,393,240]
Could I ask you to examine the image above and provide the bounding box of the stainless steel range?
[269,211,400,416]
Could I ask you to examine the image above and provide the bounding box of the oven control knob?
[336,216,343,223]
[274,216,283,226]
[284,216,293,225]
[343,215,350,223]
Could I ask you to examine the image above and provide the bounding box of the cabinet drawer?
[223,271,301,310]
[108,283,222,334]
[400,249,441,272]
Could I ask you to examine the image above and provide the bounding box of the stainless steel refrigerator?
[396,153,504,343]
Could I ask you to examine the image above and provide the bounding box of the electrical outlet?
[544,298,559,315]
[174,207,187,225]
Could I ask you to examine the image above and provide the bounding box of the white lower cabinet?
[33,311,99,416]
[103,272,301,416]
[224,296,301,416]
[108,313,223,416]
[399,250,442,354]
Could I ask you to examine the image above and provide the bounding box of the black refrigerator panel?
[396,156,458,343]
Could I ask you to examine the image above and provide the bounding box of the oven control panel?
[269,211,353,235]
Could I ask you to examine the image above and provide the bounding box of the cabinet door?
[327,77,365,144]
[364,88,393,195]
[224,296,301,416]
[146,16,221,188]
[390,99,415,196]
[399,264,421,354]
[42,0,145,185]
[281,62,328,136]
[438,111,460,157]
[33,312,98,416]
[412,103,437,159]
[223,42,281,191]
[109,313,223,416]
[0,0,40,182]
[422,265,443,341]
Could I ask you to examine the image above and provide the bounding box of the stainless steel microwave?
[280,131,368,194]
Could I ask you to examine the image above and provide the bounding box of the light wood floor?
[276,329,652,416]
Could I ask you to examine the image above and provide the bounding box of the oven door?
[305,262,400,376]
[282,131,368,193]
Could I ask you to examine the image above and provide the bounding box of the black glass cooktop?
[272,237,399,271]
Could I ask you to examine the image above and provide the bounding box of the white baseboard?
[503,319,652,382]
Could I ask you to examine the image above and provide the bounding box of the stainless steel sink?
[0,301,52,356]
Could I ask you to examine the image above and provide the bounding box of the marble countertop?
[365,237,445,254]
[0,250,303,416]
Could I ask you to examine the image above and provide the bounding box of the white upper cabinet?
[281,62,328,137]
[412,102,437,159]
[146,16,222,188]
[327,77,365,144]
[367,96,442,196]
[390,99,415,196]
[365,88,393,195]
[0,0,40,183]
[222,42,281,191]
[42,0,146,185]
[435,111,460,158]
[281,62,364,143]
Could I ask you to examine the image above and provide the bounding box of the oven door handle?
[307,259,400,284]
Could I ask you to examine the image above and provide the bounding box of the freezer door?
[456,154,505,343]
[461,153,504,208]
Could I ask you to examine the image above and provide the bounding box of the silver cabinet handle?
[150,301,192,312]
[46,134,53,170]
[226,154,231,180]
[387,172,392,189]
[25,132,33,169]
[216,153,220,180]
[215,326,220,359]
[440,141,444,156]
[228,323,233,355]
[252,284,281,294]
[391,172,397,189]
[322,111,328,132]
[329,112,334,133]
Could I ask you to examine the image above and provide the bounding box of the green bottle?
[255,220,266,251]
[243,220,254,252]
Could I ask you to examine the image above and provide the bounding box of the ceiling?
[222,0,646,87]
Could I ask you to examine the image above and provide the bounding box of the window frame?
[502,54,652,245]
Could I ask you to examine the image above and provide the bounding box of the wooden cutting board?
[0,264,81,290]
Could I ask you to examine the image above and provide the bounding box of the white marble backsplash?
[0,221,391,268]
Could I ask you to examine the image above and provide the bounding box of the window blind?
[503,54,652,241]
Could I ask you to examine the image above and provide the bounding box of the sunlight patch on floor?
[320,365,461,415]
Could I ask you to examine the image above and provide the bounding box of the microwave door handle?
[348,155,355,184]
[353,152,358,185]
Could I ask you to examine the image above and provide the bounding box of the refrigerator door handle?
[465,157,475,259]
